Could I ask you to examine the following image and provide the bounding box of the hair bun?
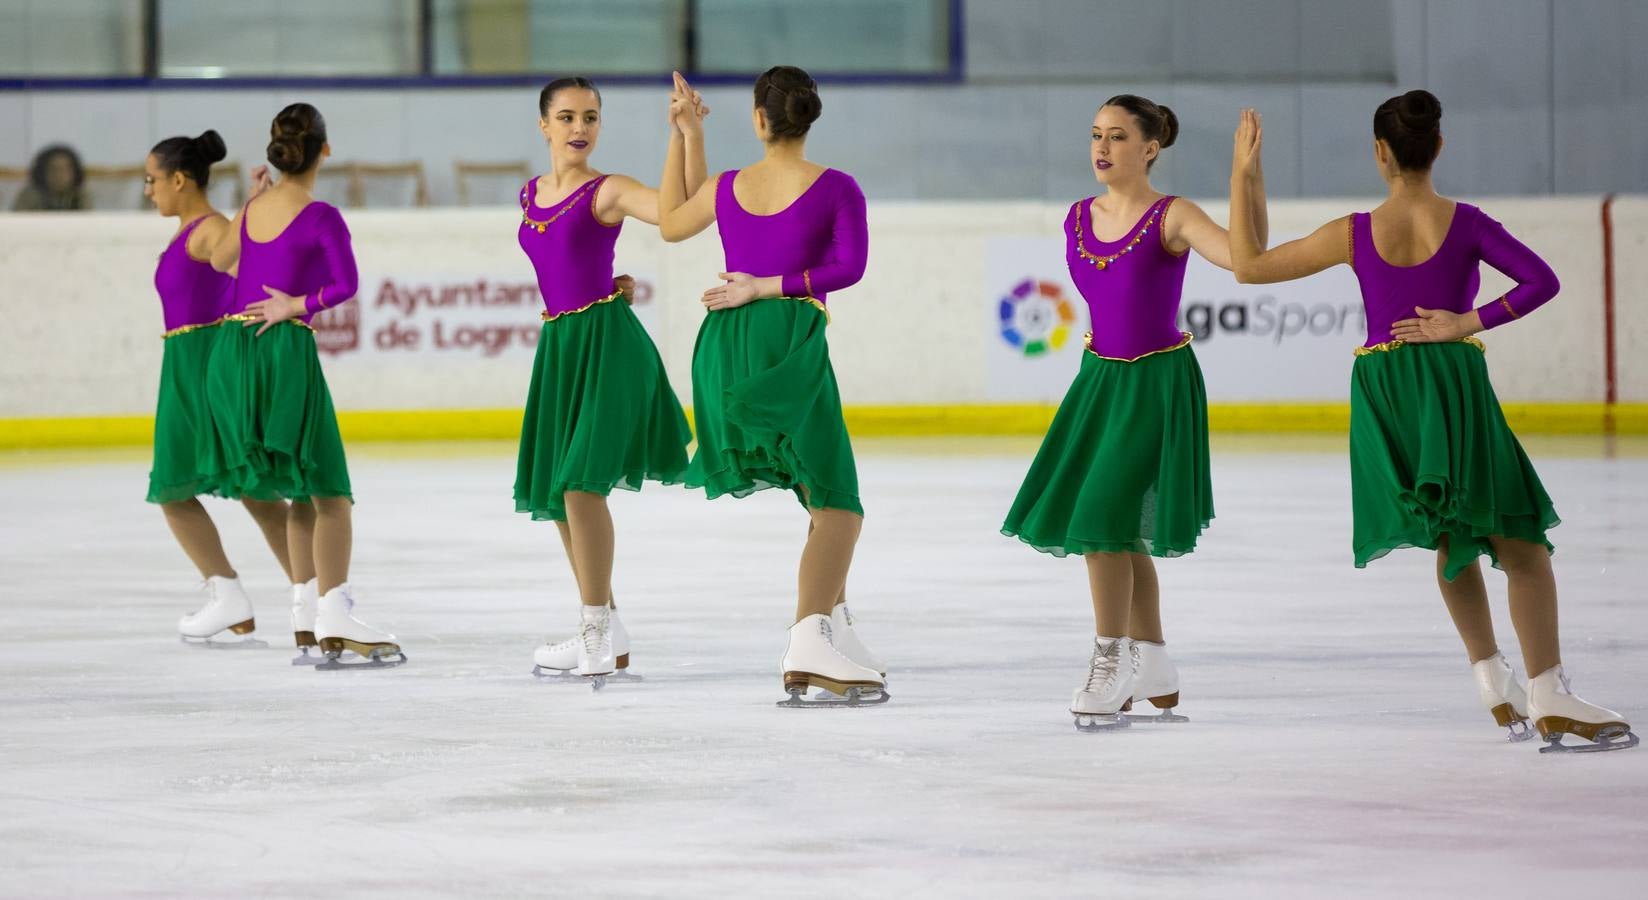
[1395,90,1441,132]
[785,89,822,127]
[194,129,228,164]
[1155,104,1180,149]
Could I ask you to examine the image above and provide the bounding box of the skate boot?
[533,604,637,682]
[313,583,405,670]
[1072,636,1134,732]
[1126,639,1187,723]
[178,575,265,648]
[571,605,617,690]
[289,578,324,666]
[1472,652,1532,742]
[777,613,888,708]
[1527,666,1638,753]
[830,602,886,679]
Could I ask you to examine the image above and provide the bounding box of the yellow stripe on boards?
[4,403,1647,450]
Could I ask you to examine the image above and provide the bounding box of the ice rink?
[2,436,1645,898]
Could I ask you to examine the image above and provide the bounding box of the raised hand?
[1231,108,1263,181]
[670,71,709,135]
[1391,306,1479,343]
[249,164,274,199]
[701,272,758,312]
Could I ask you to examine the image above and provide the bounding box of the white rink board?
[0,196,1627,418]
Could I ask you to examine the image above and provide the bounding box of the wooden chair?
[83,164,148,210]
[0,167,26,210]
[313,161,430,208]
[454,160,532,207]
[207,161,246,211]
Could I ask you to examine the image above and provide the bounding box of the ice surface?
[1,437,1645,898]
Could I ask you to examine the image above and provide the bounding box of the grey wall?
[3,0,1644,204]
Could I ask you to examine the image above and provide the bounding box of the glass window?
[696,0,952,75]
[158,0,420,78]
[432,0,686,76]
[0,0,145,77]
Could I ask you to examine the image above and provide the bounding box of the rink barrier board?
[5,402,1647,449]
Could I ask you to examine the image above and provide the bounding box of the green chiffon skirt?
[1002,338,1213,557]
[1350,339,1558,580]
[201,320,352,502]
[513,299,691,522]
[686,298,861,515]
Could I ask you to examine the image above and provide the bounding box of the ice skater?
[204,102,404,670]
[1226,90,1635,752]
[1001,97,1269,732]
[657,68,887,707]
[144,129,295,647]
[514,75,702,688]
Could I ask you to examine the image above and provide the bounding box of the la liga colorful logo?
[998,278,1077,356]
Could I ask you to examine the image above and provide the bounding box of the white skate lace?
[579,614,609,654]
[1084,640,1123,693]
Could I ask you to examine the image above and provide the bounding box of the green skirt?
[1002,339,1213,557]
[686,298,861,515]
[201,320,352,503]
[513,299,691,522]
[147,324,225,504]
[1350,340,1558,580]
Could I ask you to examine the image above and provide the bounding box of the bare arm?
[209,205,244,273]
[1228,109,1345,283]
[187,214,229,263]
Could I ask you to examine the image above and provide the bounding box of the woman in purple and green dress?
[1227,91,1634,752]
[658,68,888,707]
[1002,98,1269,731]
[143,129,294,647]
[515,76,701,684]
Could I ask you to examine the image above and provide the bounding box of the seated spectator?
[13,144,89,211]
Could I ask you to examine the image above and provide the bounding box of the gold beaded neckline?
[522,176,602,234]
[1073,197,1166,271]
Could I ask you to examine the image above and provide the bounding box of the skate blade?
[1537,727,1640,754]
[776,685,890,709]
[1122,708,1189,724]
[1504,719,1535,743]
[179,634,268,650]
[531,666,642,684]
[1073,712,1131,733]
[291,646,343,667]
[315,647,406,671]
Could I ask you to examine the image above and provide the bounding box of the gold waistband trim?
[541,290,624,322]
[1083,330,1193,362]
[1354,336,1485,357]
[774,295,830,324]
[221,313,317,333]
[160,319,225,340]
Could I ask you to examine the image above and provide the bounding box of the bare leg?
[1435,536,1500,664]
[160,499,235,580]
[1489,536,1561,677]
[1084,551,1132,637]
[287,501,317,585]
[563,492,614,608]
[240,498,293,582]
[1126,552,1163,643]
[797,508,861,621]
[311,496,352,595]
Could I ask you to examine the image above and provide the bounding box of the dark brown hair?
[1373,89,1443,171]
[267,103,327,175]
[539,76,601,117]
[754,66,821,141]
[151,130,227,187]
[1100,94,1179,169]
